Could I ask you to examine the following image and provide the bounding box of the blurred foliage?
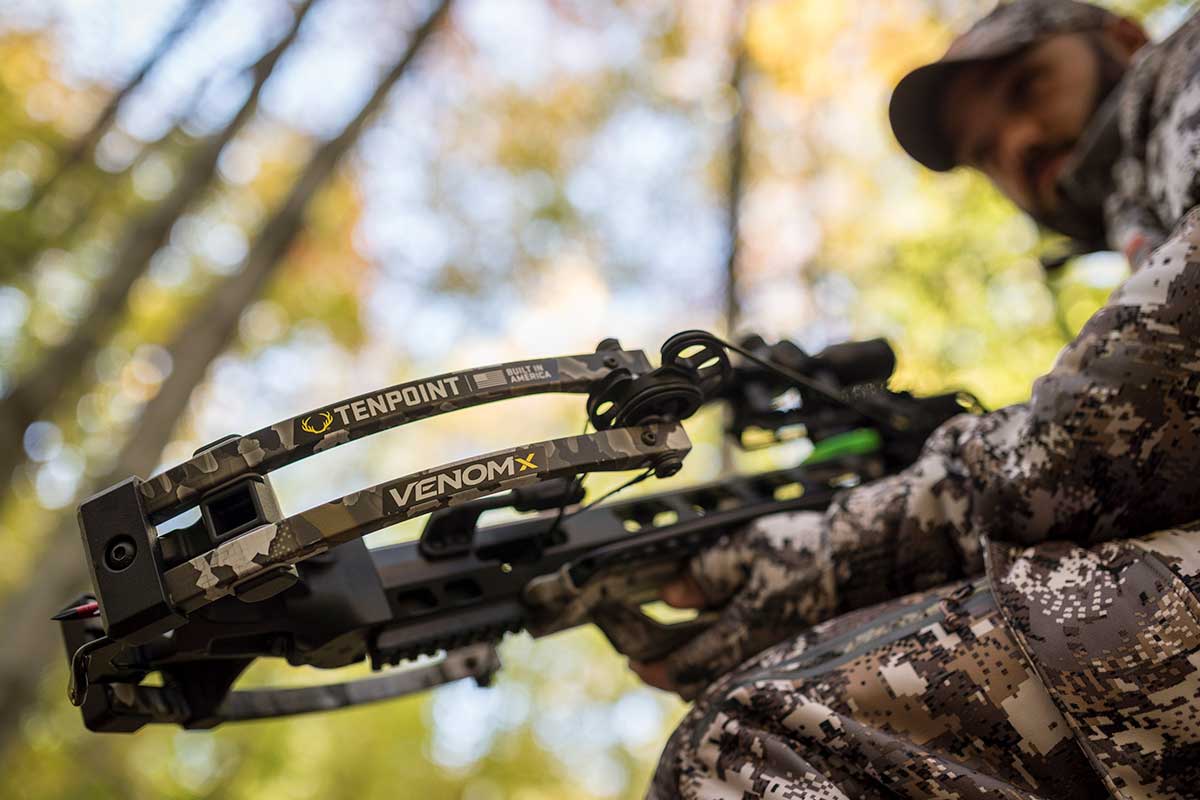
[0,0,1193,798]
[0,34,78,278]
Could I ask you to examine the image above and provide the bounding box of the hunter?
[636,1,1200,798]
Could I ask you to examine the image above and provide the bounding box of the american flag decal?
[472,369,507,390]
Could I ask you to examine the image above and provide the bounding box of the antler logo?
[300,411,334,435]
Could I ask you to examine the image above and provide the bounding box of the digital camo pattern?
[989,529,1200,799]
[1107,12,1200,265]
[137,349,650,522]
[652,13,1200,798]
[650,580,1108,800]
[163,423,690,612]
[661,510,839,701]
[645,429,987,701]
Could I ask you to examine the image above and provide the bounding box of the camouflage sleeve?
[835,204,1200,611]
[658,431,985,698]
[824,415,984,612]
[661,207,1200,694]
[1104,12,1200,267]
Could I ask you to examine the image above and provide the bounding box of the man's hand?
[629,574,706,691]
[626,511,836,699]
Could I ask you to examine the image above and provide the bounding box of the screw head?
[641,429,658,445]
[105,536,137,571]
[603,355,619,368]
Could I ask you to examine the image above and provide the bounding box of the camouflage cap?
[889,0,1119,172]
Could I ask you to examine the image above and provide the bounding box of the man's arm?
[840,204,1200,595]
[642,206,1200,697]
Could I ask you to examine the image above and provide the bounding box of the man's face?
[941,33,1113,218]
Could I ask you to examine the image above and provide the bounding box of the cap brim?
[888,60,968,173]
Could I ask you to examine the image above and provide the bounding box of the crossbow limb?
[59,331,978,731]
[138,345,652,523]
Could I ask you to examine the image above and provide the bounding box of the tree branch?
[0,0,453,753]
[27,0,215,209]
[0,0,320,492]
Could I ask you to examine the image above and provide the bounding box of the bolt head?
[653,457,683,479]
[105,536,137,571]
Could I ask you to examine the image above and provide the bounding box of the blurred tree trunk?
[721,10,749,473]
[723,47,747,338]
[27,0,214,209]
[0,0,319,493]
[0,0,452,754]
[28,72,220,260]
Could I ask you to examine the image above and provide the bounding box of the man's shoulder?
[1121,11,1200,127]
[1113,10,1200,233]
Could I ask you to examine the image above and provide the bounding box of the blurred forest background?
[0,0,1190,798]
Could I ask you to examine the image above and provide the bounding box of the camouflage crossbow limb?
[58,330,976,731]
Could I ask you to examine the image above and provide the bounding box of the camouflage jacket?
[717,15,1200,798]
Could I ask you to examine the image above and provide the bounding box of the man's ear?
[1105,16,1150,60]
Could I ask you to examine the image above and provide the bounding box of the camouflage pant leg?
[648,578,1108,800]
[989,528,1200,799]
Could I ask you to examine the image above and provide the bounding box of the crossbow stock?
[58,330,978,732]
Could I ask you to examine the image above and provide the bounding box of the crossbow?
[57,330,978,732]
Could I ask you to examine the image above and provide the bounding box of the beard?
[1033,34,1129,249]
